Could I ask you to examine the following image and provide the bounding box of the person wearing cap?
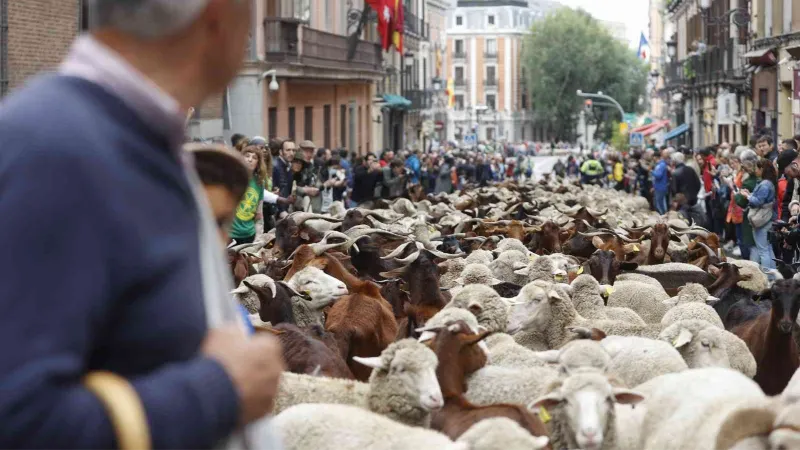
[295,140,323,212]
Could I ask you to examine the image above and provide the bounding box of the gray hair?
[670,151,685,164]
[90,0,213,38]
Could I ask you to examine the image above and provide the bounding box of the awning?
[663,123,690,141]
[632,119,670,136]
[381,94,412,109]
[786,45,800,60]
[744,48,777,66]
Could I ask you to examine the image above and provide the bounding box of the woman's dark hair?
[328,156,341,167]
[778,149,798,176]
[757,158,778,188]
[316,148,327,159]
[186,144,250,201]
[230,133,246,148]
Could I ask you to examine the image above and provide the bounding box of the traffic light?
[584,99,593,113]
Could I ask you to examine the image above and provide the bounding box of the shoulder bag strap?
[84,371,151,450]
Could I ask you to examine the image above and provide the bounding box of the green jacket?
[734,175,758,247]
[581,159,604,176]
[230,177,264,239]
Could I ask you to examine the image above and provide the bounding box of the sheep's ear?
[547,290,564,303]
[705,295,720,305]
[417,331,436,343]
[531,435,550,450]
[468,303,483,314]
[514,267,529,275]
[612,388,645,405]
[529,393,562,410]
[672,328,693,348]
[461,329,492,345]
[512,262,528,270]
[353,356,387,370]
[591,236,606,249]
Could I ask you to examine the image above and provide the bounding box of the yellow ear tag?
[538,406,552,423]
[672,336,679,346]
[605,286,614,296]
[554,274,565,282]
[529,254,537,262]
[632,244,640,252]
[577,266,584,274]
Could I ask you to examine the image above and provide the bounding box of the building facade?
[660,0,751,148]
[0,0,84,97]
[649,0,667,119]
[445,0,558,144]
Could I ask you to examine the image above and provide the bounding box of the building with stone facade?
[445,0,559,144]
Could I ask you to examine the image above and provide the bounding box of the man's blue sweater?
[0,76,239,448]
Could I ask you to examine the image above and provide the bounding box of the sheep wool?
[439,258,467,289]
[465,249,494,265]
[446,284,509,333]
[571,275,646,325]
[231,274,275,313]
[465,365,559,406]
[457,417,550,450]
[484,333,548,368]
[730,260,770,292]
[635,368,766,450]
[659,319,755,377]
[607,280,670,324]
[490,250,529,285]
[600,336,688,387]
[274,339,439,428]
[660,302,724,329]
[493,238,530,256]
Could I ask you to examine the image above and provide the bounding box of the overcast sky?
[555,0,650,49]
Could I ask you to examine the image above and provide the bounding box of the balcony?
[662,39,745,92]
[404,7,430,39]
[666,0,685,13]
[405,90,432,110]
[452,50,467,60]
[484,78,498,88]
[484,51,498,60]
[263,18,383,78]
[454,78,467,88]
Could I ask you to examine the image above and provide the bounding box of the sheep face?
[670,326,730,369]
[355,344,444,412]
[531,373,644,450]
[507,282,557,334]
[286,266,348,306]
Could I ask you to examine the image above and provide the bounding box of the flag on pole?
[365,0,393,51]
[637,32,650,62]
[392,0,404,54]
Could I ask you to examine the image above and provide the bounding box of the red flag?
[365,0,393,51]
[392,0,404,54]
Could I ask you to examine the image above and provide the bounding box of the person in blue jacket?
[405,149,422,184]
[651,148,671,214]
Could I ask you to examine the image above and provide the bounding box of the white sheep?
[530,371,644,450]
[730,259,771,292]
[493,237,531,256]
[659,320,756,377]
[439,258,467,289]
[489,249,529,285]
[274,339,442,427]
[569,275,645,324]
[274,404,550,450]
[445,284,512,334]
[454,263,504,287]
[614,273,664,290]
[607,280,670,323]
[662,283,719,307]
[464,249,494,265]
[660,302,724,329]
[634,368,767,450]
[231,274,274,313]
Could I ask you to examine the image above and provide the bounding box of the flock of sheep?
[228,176,800,450]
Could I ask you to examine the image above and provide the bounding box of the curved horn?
[527,215,547,224]
[288,212,343,226]
[381,241,415,260]
[673,227,711,238]
[697,241,716,259]
[424,249,466,259]
[587,207,608,218]
[394,249,422,264]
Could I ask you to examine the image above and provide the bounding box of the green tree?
[522,8,649,141]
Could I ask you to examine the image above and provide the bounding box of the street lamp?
[698,0,710,9]
[667,40,677,59]
[576,90,626,120]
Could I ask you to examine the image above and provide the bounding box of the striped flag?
[392,0,404,53]
[637,32,650,62]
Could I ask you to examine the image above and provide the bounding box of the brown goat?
[272,323,354,379]
[730,279,800,395]
[428,323,551,442]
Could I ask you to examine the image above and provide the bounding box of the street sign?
[629,132,645,147]
[464,134,477,146]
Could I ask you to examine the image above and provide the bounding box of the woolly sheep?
[570,275,646,325]
[274,339,442,427]
[232,274,274,313]
[663,283,718,307]
[634,368,766,450]
[274,404,550,450]
[439,258,467,289]
[455,264,504,286]
[531,371,644,450]
[445,284,511,334]
[514,256,560,284]
[465,249,494,265]
[599,336,689,387]
[660,302,724,329]
[493,238,531,256]
[614,273,664,290]
[607,281,670,323]
[659,319,755,377]
[490,250,529,285]
[417,308,491,357]
[465,364,560,407]
[730,260,770,292]
[482,333,549,368]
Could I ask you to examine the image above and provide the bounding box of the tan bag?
[84,371,151,450]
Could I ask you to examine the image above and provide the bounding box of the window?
[455,94,465,110]
[486,94,496,110]
[488,15,495,26]
[521,92,528,109]
[759,89,769,109]
[486,66,496,82]
[455,66,464,81]
[455,39,464,53]
[79,0,90,31]
[340,104,347,148]
[268,107,278,139]
[304,106,313,140]
[288,107,296,140]
[456,15,463,26]
[486,38,497,56]
[486,127,495,140]
[323,105,332,149]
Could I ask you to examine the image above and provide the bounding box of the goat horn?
[288,212,343,226]
[587,208,608,218]
[425,249,465,259]
[696,241,716,259]
[381,242,415,260]
[673,227,711,238]
[319,230,352,244]
[309,241,350,256]
[578,230,617,238]
[527,215,546,224]
[394,249,421,264]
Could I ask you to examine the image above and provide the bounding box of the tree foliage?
[522,8,649,141]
